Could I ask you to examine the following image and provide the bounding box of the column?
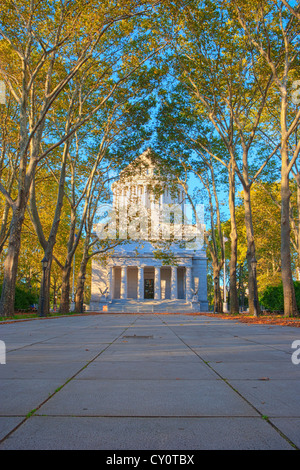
[120,266,127,300]
[142,184,147,207]
[137,266,144,300]
[154,266,161,300]
[108,267,114,301]
[171,266,178,300]
[150,191,159,239]
[185,266,192,301]
[118,186,127,240]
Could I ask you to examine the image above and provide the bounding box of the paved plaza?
[0,313,300,450]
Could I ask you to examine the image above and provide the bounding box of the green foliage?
[0,284,38,311]
[260,282,300,312]
[259,284,284,312]
[14,286,38,311]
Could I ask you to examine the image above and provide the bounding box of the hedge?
[259,282,300,312]
[0,284,38,311]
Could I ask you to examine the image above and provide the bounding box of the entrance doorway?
[144,279,154,299]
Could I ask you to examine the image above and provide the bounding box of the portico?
[107,263,192,302]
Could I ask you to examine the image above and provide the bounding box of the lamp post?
[40,256,48,318]
[81,275,86,313]
[251,257,259,317]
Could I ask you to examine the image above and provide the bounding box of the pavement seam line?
[159,315,299,451]
[0,315,141,446]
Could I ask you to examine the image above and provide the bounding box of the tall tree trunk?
[213,265,223,313]
[243,184,260,317]
[29,142,69,317]
[228,161,239,313]
[37,254,53,317]
[60,264,72,314]
[0,68,30,317]
[296,177,300,269]
[0,80,45,316]
[0,205,26,316]
[59,206,77,314]
[74,258,88,313]
[280,80,298,316]
[0,178,14,255]
[290,173,300,280]
[233,0,300,315]
[281,162,298,316]
[296,177,300,273]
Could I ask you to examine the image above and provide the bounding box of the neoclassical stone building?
[89,149,208,312]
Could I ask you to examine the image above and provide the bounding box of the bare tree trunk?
[38,255,53,316]
[280,81,299,316]
[0,205,26,315]
[29,138,70,316]
[0,61,46,316]
[74,257,88,313]
[0,178,14,255]
[0,62,30,316]
[228,161,239,313]
[281,159,298,316]
[243,184,260,317]
[296,177,300,271]
[213,266,223,313]
[201,163,225,313]
[233,0,300,316]
[60,264,72,314]
[59,206,77,313]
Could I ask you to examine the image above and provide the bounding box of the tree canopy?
[0,0,299,317]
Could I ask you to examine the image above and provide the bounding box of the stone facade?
[89,149,209,312]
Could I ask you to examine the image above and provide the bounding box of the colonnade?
[108,265,193,301]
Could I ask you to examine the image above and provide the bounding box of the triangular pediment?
[117,148,163,184]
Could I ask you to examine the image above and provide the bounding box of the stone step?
[103,299,200,313]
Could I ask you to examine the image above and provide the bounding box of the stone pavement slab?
[0,313,299,450]
[0,416,293,450]
[76,360,217,380]
[35,377,258,417]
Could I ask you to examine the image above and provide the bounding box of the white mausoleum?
[90,149,208,312]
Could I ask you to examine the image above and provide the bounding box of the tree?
[156,90,240,313]
[0,0,166,316]
[155,0,281,315]
[166,154,225,312]
[191,159,225,313]
[0,94,19,255]
[56,59,162,314]
[231,0,300,316]
[234,182,282,293]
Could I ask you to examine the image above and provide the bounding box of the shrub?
[260,282,300,312]
[0,284,38,311]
